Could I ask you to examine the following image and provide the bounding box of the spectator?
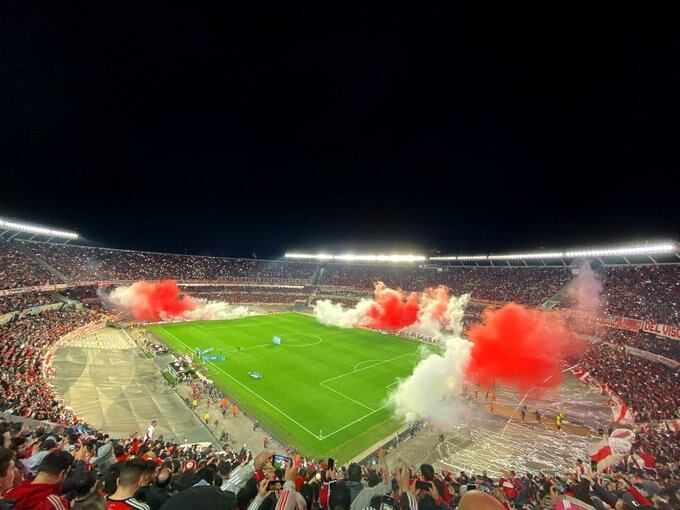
[350,448,390,510]
[106,459,151,510]
[4,450,74,510]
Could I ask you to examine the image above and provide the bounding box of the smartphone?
[267,479,285,490]
[380,495,395,510]
[327,457,335,471]
[273,454,292,469]
[415,480,432,491]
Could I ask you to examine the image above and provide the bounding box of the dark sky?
[1,3,678,258]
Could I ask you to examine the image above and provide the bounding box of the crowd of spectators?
[0,413,678,510]
[0,241,59,290]
[0,307,102,424]
[320,265,572,305]
[577,343,679,423]
[0,292,56,316]
[601,265,680,324]
[600,330,679,362]
[21,241,317,284]
[187,292,309,305]
[4,239,679,324]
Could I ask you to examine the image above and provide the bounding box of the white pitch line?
[354,359,382,371]
[321,405,389,440]
[319,382,376,412]
[201,319,282,330]
[319,351,418,385]
[158,326,322,440]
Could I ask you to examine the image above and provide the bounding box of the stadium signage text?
[641,321,680,341]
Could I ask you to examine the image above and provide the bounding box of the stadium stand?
[0,292,56,315]
[0,240,60,290]
[320,264,572,305]
[0,308,102,423]
[602,265,680,323]
[20,241,317,284]
[0,237,678,509]
[0,413,677,509]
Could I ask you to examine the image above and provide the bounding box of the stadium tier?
[0,237,678,510]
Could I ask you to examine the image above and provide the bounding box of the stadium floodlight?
[429,242,676,261]
[564,243,676,258]
[284,252,426,262]
[488,252,563,260]
[333,254,426,262]
[0,218,78,239]
[284,253,334,260]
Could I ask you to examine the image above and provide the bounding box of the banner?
[202,355,226,361]
[641,321,680,340]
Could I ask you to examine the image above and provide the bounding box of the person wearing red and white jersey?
[106,459,150,510]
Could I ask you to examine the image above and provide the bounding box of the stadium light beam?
[429,242,676,261]
[0,218,79,239]
[284,252,426,262]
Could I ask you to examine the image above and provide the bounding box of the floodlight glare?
[284,252,425,262]
[0,218,78,239]
[564,243,676,258]
[429,242,676,261]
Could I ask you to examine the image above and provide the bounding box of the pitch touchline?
[158,326,324,440]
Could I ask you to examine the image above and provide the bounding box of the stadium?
[1,218,678,509]
[2,4,679,509]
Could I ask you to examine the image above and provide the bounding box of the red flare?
[123,280,196,321]
[465,302,586,393]
[364,282,420,330]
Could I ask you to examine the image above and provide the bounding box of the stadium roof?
[0,218,78,241]
[286,242,678,264]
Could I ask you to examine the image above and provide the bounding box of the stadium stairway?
[13,240,73,283]
[541,268,579,308]
[311,264,325,286]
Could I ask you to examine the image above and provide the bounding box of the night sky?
[1,3,678,258]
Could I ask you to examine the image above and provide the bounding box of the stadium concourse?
[0,234,678,509]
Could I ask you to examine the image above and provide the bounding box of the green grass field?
[148,312,435,462]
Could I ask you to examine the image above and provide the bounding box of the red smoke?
[365,282,420,330]
[420,285,451,325]
[464,303,586,393]
[117,280,196,321]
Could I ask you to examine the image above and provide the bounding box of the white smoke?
[182,300,251,321]
[313,285,476,430]
[389,336,472,428]
[312,298,375,328]
[389,292,473,429]
[103,283,251,322]
[566,262,604,315]
[403,291,471,340]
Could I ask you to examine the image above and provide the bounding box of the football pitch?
[148,312,436,461]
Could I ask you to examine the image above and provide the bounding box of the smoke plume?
[313,282,469,338]
[106,280,250,322]
[464,303,586,392]
[315,282,591,429]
